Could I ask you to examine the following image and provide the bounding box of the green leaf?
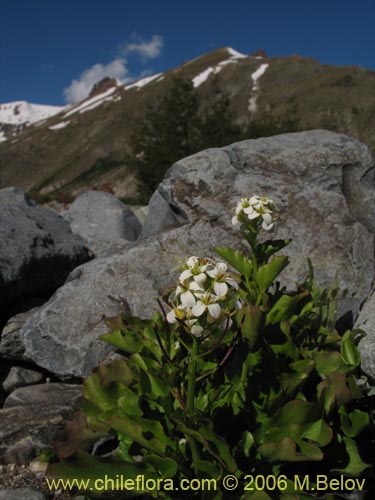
[193,460,220,478]
[341,330,361,367]
[302,419,333,447]
[241,431,254,458]
[339,408,370,437]
[314,351,347,376]
[100,329,143,353]
[107,415,168,454]
[259,437,322,462]
[266,291,309,325]
[255,256,289,292]
[215,247,252,278]
[332,436,370,475]
[143,454,177,478]
[199,425,237,472]
[96,359,134,386]
[258,239,291,262]
[118,387,142,418]
[239,304,263,347]
[317,373,353,414]
[83,374,126,412]
[46,450,158,495]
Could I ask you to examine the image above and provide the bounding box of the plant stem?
[186,337,198,414]
[186,337,200,471]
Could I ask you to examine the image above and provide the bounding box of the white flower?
[192,292,222,319]
[166,305,186,324]
[205,261,238,298]
[231,195,275,231]
[186,319,204,337]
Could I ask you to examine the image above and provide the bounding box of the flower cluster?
[166,256,238,336]
[231,195,276,231]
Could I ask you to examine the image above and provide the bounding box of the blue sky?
[1,0,374,105]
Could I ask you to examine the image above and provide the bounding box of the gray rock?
[0,307,41,361]
[142,130,374,316]
[0,488,46,500]
[3,383,82,409]
[2,367,45,393]
[0,203,92,313]
[19,131,375,378]
[0,186,34,206]
[64,191,142,254]
[20,220,237,378]
[0,384,82,464]
[355,291,375,380]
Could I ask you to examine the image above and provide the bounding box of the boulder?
[0,186,34,206]
[2,367,45,393]
[0,384,82,464]
[20,131,374,378]
[21,221,237,378]
[0,202,92,317]
[0,306,41,361]
[142,130,374,317]
[355,291,375,380]
[64,191,142,256]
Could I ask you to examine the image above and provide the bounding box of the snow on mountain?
[0,101,65,126]
[248,63,269,112]
[226,47,247,59]
[124,73,162,90]
[63,87,117,118]
[193,48,249,88]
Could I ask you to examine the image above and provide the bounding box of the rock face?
[0,384,82,464]
[21,221,236,378]
[142,130,374,316]
[355,291,375,380]
[2,367,45,393]
[0,201,92,316]
[64,191,142,256]
[18,131,375,378]
[0,186,34,206]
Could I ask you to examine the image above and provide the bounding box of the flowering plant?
[47,195,373,499]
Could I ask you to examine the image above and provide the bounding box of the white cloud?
[63,35,164,104]
[63,58,130,104]
[121,34,163,61]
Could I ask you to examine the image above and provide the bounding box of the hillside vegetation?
[0,48,374,203]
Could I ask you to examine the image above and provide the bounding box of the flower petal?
[166,309,177,323]
[231,215,240,226]
[181,290,196,308]
[191,324,204,337]
[192,302,206,317]
[208,303,221,319]
[194,272,207,284]
[180,269,192,282]
[214,281,228,298]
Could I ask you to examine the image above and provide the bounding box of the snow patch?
[248,63,269,113]
[226,47,247,59]
[49,120,71,130]
[192,47,247,88]
[125,73,162,90]
[0,101,64,126]
[0,130,7,143]
[193,67,215,87]
[63,87,116,118]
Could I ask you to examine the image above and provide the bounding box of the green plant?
[127,77,240,198]
[47,196,374,499]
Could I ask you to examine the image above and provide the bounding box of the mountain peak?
[89,77,118,99]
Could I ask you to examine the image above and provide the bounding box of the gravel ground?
[0,463,74,499]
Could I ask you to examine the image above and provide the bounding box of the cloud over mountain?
[63,34,163,104]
